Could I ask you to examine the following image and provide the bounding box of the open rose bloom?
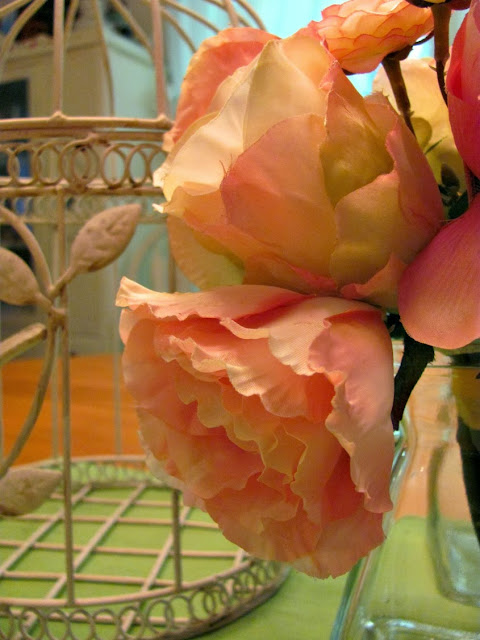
[298,0,433,73]
[118,280,394,578]
[156,34,443,310]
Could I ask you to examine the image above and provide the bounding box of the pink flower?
[298,0,433,74]
[156,35,444,310]
[163,28,278,152]
[398,195,480,349]
[447,0,480,181]
[117,279,395,578]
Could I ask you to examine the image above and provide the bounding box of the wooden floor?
[2,354,143,465]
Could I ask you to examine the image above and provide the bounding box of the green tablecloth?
[200,571,346,640]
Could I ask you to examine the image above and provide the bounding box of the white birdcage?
[0,2,288,638]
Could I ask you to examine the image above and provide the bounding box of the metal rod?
[223,0,239,27]
[92,0,115,116]
[64,0,80,42]
[50,226,61,460]
[152,0,169,116]
[52,0,66,114]
[172,489,183,591]
[112,263,123,456]
[0,115,172,131]
[56,187,76,606]
[109,0,153,56]
[0,0,48,82]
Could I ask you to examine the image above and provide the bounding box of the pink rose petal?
[399,197,480,349]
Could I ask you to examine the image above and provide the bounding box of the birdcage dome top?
[0,0,265,133]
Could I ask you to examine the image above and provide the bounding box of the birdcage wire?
[0,2,287,638]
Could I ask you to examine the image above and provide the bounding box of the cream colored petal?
[330,172,407,287]
[158,70,255,201]
[164,27,277,150]
[208,58,255,112]
[154,111,217,196]
[320,86,393,206]
[330,114,443,295]
[167,217,243,290]
[243,36,331,148]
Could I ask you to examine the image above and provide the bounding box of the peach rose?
[447,0,480,181]
[118,278,395,578]
[398,195,480,349]
[163,28,278,152]
[298,0,433,73]
[156,35,444,310]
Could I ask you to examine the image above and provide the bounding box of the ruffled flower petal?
[298,0,433,74]
[118,283,395,578]
[117,277,305,321]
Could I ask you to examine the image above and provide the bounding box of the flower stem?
[392,332,435,430]
[382,55,415,136]
[432,3,451,105]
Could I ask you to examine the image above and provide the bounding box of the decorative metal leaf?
[0,247,40,306]
[0,323,48,366]
[0,467,62,516]
[69,204,142,275]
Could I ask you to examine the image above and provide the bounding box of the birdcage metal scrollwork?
[0,2,288,639]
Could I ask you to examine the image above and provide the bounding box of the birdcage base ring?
[0,455,289,640]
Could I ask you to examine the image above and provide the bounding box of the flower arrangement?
[117,0,479,579]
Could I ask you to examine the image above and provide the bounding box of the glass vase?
[331,355,480,639]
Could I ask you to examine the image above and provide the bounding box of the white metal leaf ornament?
[0,467,62,516]
[68,204,142,275]
[0,322,48,365]
[0,247,41,306]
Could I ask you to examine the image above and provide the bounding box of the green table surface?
[199,570,346,640]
